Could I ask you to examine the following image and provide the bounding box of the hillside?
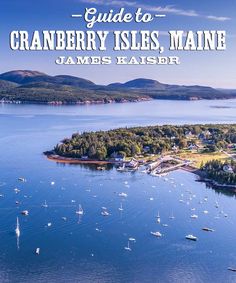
[0,70,235,104]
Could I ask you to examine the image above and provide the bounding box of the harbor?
[0,100,236,282]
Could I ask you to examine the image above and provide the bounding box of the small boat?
[97,166,105,171]
[15,217,20,237]
[21,210,29,216]
[35,248,40,255]
[202,227,214,232]
[151,231,162,237]
[228,267,236,272]
[47,222,52,227]
[124,241,131,251]
[162,224,168,227]
[117,164,125,171]
[169,212,175,219]
[50,181,55,185]
[101,210,110,216]
[186,234,197,241]
[62,217,67,221]
[118,192,128,197]
[156,211,161,223]
[190,214,198,219]
[129,237,136,242]
[118,203,124,211]
[203,210,208,214]
[18,177,26,182]
[42,200,48,208]
[76,204,84,215]
[14,188,20,193]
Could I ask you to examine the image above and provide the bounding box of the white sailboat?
[15,217,20,237]
[118,203,123,211]
[76,204,84,215]
[169,212,175,219]
[186,234,197,241]
[124,241,131,251]
[151,231,162,237]
[42,200,48,208]
[101,208,110,216]
[190,214,198,219]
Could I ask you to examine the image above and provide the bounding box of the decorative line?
[71,14,83,18]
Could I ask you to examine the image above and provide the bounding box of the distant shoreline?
[1,96,236,106]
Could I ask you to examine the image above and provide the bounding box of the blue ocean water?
[0,100,236,283]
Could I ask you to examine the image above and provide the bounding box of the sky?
[0,0,236,88]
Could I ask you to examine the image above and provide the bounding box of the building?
[125,158,139,169]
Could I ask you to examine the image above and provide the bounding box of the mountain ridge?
[0,70,235,104]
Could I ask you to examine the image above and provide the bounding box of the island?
[1,70,236,105]
[45,124,236,189]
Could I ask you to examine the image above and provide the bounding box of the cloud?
[79,0,230,21]
[206,15,231,21]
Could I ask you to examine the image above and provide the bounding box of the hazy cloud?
[206,15,231,21]
[80,0,230,21]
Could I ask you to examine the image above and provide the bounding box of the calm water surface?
[0,100,236,283]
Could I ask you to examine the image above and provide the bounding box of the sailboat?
[169,212,175,219]
[118,203,123,211]
[76,204,84,215]
[124,241,131,251]
[42,200,48,208]
[156,211,161,223]
[101,208,110,216]
[15,217,20,237]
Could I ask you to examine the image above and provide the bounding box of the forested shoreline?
[49,124,235,159]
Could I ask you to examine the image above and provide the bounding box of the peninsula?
[45,124,236,188]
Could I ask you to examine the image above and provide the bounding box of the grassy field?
[177,150,230,168]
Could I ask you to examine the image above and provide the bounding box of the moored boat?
[151,231,162,237]
[124,241,132,251]
[186,234,197,241]
[76,204,84,215]
[202,227,214,232]
[21,210,29,216]
[15,217,20,237]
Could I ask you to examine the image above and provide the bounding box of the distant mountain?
[0,70,47,84]
[0,70,95,88]
[0,70,235,104]
[109,78,166,90]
